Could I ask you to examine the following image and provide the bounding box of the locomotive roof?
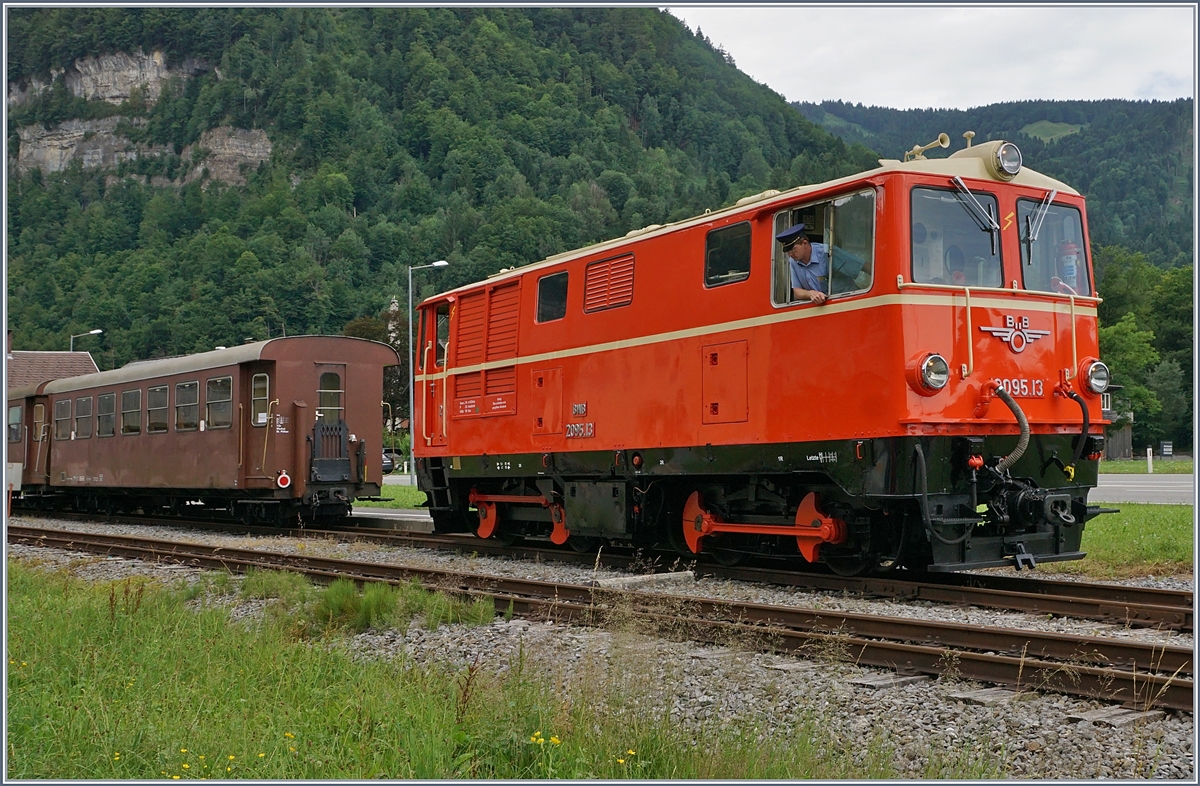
[22,336,394,396]
[422,151,1079,304]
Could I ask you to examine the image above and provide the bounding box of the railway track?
[8,523,1194,712]
[15,509,1191,632]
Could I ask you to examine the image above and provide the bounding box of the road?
[1091,474,1195,505]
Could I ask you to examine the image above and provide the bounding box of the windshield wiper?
[1023,188,1059,265]
[951,176,999,255]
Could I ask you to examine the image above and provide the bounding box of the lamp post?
[408,260,448,484]
[69,328,102,352]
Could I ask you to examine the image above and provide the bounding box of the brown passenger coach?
[7,336,399,525]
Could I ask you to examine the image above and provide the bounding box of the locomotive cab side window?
[206,377,233,429]
[97,394,115,437]
[772,189,876,305]
[147,386,169,433]
[121,390,141,435]
[251,374,270,426]
[1017,199,1091,295]
[175,382,199,431]
[911,186,1002,287]
[704,222,751,287]
[75,396,92,439]
[536,272,569,323]
[317,373,344,422]
[8,405,22,443]
[54,399,71,440]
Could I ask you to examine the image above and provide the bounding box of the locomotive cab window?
[75,396,92,439]
[54,400,71,440]
[251,374,270,426]
[121,390,141,435]
[175,382,199,431]
[97,394,115,437]
[772,189,876,305]
[911,186,1002,287]
[317,373,343,422]
[147,386,169,433]
[1017,199,1091,295]
[536,272,569,323]
[206,377,233,429]
[705,222,751,287]
[8,405,21,443]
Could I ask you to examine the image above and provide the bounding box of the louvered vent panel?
[455,292,486,365]
[584,254,635,312]
[485,282,520,361]
[455,372,482,398]
[485,366,516,394]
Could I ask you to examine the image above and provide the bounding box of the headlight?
[997,142,1022,176]
[921,354,950,390]
[1086,361,1110,394]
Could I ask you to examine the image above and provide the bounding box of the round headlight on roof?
[997,142,1022,176]
[1086,360,1110,394]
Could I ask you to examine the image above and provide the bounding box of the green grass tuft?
[355,484,429,509]
[1098,458,1193,475]
[1064,503,1194,578]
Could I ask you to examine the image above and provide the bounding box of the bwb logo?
[979,315,1050,354]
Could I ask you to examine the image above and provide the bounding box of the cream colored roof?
[424,150,1077,303]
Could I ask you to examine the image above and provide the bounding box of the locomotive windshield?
[1017,199,1091,295]
[910,186,1002,287]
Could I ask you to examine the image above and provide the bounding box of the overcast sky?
[665,5,1196,110]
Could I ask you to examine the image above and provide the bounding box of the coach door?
[421,301,450,447]
[241,364,275,483]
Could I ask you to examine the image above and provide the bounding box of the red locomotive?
[412,135,1110,574]
[7,336,399,525]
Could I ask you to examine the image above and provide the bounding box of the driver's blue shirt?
[789,242,829,293]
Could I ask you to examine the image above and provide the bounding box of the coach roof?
[35,336,395,396]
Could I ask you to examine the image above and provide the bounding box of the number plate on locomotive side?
[994,377,1045,398]
[565,422,595,438]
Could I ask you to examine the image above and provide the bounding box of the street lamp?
[408,260,449,484]
[69,328,102,352]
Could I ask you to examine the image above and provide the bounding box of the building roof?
[6,351,99,390]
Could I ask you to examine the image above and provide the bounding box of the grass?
[6,560,1000,780]
[355,483,428,509]
[1059,503,1195,578]
[1098,458,1193,475]
[1019,120,1084,142]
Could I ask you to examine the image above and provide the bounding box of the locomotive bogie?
[7,337,399,527]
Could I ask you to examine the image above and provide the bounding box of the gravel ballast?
[7,514,1195,779]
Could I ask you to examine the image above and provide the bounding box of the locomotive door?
[240,363,275,483]
[421,301,451,447]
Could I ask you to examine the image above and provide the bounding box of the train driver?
[777,223,829,304]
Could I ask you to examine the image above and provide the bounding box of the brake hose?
[912,443,973,546]
[1065,390,1090,468]
[993,386,1030,473]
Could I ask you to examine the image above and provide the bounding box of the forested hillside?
[5,9,1190,448]
[6,7,874,366]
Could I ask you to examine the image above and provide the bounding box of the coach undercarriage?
[12,482,372,527]
[420,432,1105,575]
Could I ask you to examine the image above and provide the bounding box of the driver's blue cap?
[775,223,809,249]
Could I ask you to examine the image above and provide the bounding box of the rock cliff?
[9,49,270,185]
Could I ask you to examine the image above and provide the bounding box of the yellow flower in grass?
[258,753,265,758]
[550,736,561,745]
[617,758,625,764]
[627,749,636,756]
[284,732,295,739]
[172,776,180,780]
[228,755,235,760]
[198,755,205,760]
[182,764,190,770]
